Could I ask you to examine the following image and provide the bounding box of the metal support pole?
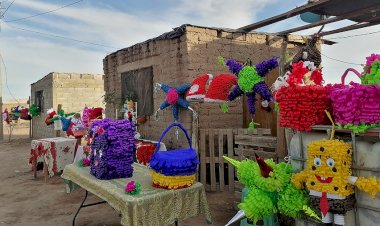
[72,190,107,226]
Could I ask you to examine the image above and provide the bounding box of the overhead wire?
[1,0,15,17]
[0,52,20,104]
[7,24,119,49]
[321,53,363,66]
[4,0,83,22]
[328,29,380,39]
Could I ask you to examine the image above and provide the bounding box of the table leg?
[32,159,37,179]
[72,190,106,226]
[43,161,48,183]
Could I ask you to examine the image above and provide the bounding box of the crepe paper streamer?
[158,84,191,121]
[217,56,226,66]
[29,104,40,117]
[220,102,229,113]
[125,181,141,195]
[223,156,310,223]
[324,110,336,140]
[302,205,321,222]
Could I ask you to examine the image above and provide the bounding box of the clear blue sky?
[1,0,379,101]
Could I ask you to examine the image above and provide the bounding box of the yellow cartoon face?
[304,140,354,196]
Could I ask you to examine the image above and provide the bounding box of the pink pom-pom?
[167,88,179,105]
[82,158,90,166]
[125,181,136,192]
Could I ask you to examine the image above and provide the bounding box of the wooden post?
[29,96,32,138]
[276,36,288,162]
[55,104,62,137]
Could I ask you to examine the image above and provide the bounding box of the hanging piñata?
[218,56,278,130]
[154,83,197,121]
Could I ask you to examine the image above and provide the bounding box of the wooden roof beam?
[279,4,380,34]
[238,0,333,32]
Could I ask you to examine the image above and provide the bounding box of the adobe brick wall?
[103,25,304,149]
[31,72,105,139]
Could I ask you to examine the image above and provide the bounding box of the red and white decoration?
[186,74,213,101]
[29,137,77,177]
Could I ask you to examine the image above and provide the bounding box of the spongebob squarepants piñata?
[292,139,380,226]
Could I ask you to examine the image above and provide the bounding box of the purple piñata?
[89,119,135,180]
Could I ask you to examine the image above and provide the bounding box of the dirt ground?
[0,127,238,226]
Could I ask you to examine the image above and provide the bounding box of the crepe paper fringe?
[237,66,264,93]
[302,205,322,222]
[89,119,135,180]
[275,85,330,131]
[225,58,244,76]
[328,82,380,126]
[149,148,199,176]
[355,177,380,197]
[255,57,279,77]
[361,60,380,85]
[136,144,156,165]
[364,53,380,73]
[277,183,310,219]
[151,170,196,190]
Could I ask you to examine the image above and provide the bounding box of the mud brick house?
[103,24,307,148]
[31,72,104,138]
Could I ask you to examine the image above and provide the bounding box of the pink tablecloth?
[29,137,77,177]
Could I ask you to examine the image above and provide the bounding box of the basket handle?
[155,122,192,153]
[341,68,361,85]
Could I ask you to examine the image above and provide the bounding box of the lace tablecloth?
[62,163,212,226]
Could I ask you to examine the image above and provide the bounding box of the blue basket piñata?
[149,122,199,189]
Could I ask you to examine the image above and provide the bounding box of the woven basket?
[149,122,199,189]
[328,68,380,126]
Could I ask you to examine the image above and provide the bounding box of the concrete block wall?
[31,73,54,138]
[53,73,105,114]
[103,25,304,148]
[31,72,105,139]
